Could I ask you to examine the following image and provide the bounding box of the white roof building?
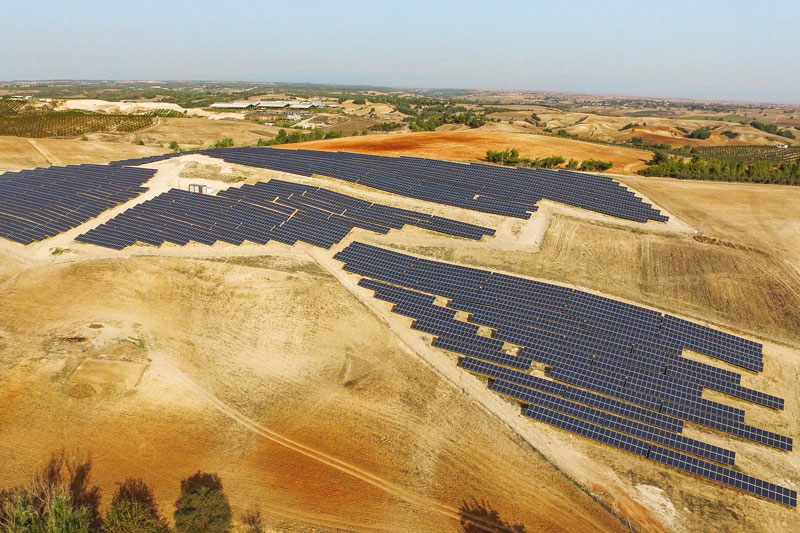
[209,101,254,109]
[257,100,291,108]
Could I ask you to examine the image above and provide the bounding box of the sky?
[2,0,799,104]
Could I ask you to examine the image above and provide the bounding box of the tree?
[102,499,169,533]
[579,159,613,171]
[0,451,99,533]
[211,138,233,148]
[240,509,265,533]
[687,127,711,139]
[174,472,231,533]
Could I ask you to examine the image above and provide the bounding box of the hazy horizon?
[3,0,799,105]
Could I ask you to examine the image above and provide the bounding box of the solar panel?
[75,180,494,250]
[336,241,793,506]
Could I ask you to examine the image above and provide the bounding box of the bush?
[352,98,366,105]
[687,127,711,139]
[211,138,234,148]
[0,451,100,532]
[619,122,639,131]
[174,472,231,533]
[486,148,519,164]
[566,159,579,169]
[135,139,144,145]
[368,122,402,132]
[579,159,613,171]
[530,155,565,168]
[169,141,180,152]
[241,509,265,533]
[750,120,796,139]
[102,499,169,533]
[80,135,88,141]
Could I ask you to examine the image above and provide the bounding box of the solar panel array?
[75,179,494,250]
[110,147,667,223]
[335,242,795,506]
[0,164,155,244]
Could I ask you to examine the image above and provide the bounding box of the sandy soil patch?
[69,358,146,390]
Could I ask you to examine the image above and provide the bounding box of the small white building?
[188,184,214,194]
[286,113,302,121]
[776,144,789,149]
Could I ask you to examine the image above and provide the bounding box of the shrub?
[0,451,99,532]
[169,141,180,152]
[486,148,519,165]
[102,499,169,533]
[687,127,712,139]
[241,509,265,533]
[530,155,565,168]
[135,139,145,145]
[579,159,613,171]
[174,472,231,533]
[80,135,88,141]
[211,138,234,148]
[566,159,579,169]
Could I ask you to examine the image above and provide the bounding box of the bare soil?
[287,130,653,174]
[0,256,624,532]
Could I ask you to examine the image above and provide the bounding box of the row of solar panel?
[335,242,764,372]
[524,405,796,507]
[109,147,668,223]
[351,274,789,452]
[357,275,789,451]
[0,164,156,244]
[75,179,495,250]
[335,242,795,504]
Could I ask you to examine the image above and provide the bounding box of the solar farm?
[334,242,795,506]
[1,144,799,532]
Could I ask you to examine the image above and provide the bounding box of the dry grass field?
[0,135,167,171]
[105,117,282,149]
[0,255,625,532]
[2,130,800,532]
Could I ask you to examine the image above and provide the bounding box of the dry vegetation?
[0,136,167,171]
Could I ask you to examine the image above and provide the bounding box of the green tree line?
[639,151,800,185]
[0,451,265,533]
[485,149,612,171]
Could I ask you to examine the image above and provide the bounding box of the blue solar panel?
[114,147,669,223]
[337,241,792,506]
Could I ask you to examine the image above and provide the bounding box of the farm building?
[209,101,254,109]
[257,100,291,108]
[257,100,325,109]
